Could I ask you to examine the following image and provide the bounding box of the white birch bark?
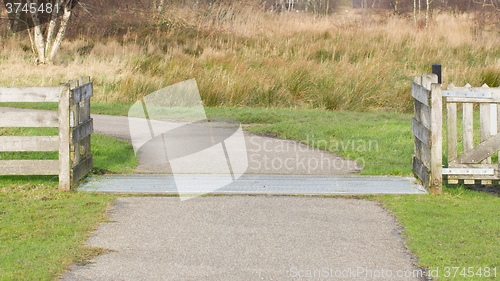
[49,2,72,62]
[45,0,61,57]
[29,0,47,63]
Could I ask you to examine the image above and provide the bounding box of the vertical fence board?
[480,101,492,184]
[463,103,474,153]
[463,102,475,185]
[480,103,491,164]
[430,82,442,194]
[58,84,71,191]
[446,102,459,184]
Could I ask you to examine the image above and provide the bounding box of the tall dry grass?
[1,4,500,112]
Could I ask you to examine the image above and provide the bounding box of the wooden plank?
[80,135,91,159]
[447,102,458,162]
[413,75,422,85]
[422,73,437,89]
[412,118,431,146]
[413,156,429,187]
[59,84,71,191]
[459,175,499,180]
[71,119,93,143]
[442,91,491,98]
[71,156,93,185]
[448,163,498,169]
[412,82,431,107]
[0,111,58,127]
[490,104,498,135]
[69,80,81,168]
[0,136,59,152]
[442,168,495,175]
[430,83,442,194]
[445,97,496,103]
[415,100,431,129]
[0,87,59,102]
[480,103,491,164]
[71,82,93,104]
[463,103,474,153]
[452,133,500,164]
[0,160,59,175]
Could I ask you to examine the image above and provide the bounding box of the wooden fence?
[443,82,500,186]
[0,77,94,191]
[412,73,442,195]
[412,73,500,194]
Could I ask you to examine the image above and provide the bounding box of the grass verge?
[379,186,500,281]
[0,131,137,280]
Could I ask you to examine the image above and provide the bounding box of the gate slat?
[463,103,474,154]
[480,103,491,165]
[451,133,500,164]
[0,160,59,175]
[412,82,431,107]
[412,118,431,146]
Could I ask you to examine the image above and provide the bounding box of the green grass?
[0,128,137,280]
[206,107,413,175]
[1,103,499,281]
[379,186,500,281]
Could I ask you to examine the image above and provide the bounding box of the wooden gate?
[443,83,500,185]
[412,73,500,194]
[411,73,442,194]
[0,77,94,190]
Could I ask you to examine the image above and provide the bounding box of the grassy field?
[1,6,500,112]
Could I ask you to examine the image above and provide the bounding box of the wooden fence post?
[430,82,442,194]
[58,83,70,191]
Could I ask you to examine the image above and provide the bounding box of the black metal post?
[432,64,442,84]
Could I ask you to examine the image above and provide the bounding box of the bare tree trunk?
[426,0,429,27]
[414,0,417,23]
[29,0,47,63]
[49,2,72,62]
[45,0,62,56]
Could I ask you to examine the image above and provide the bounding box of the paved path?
[0,107,427,280]
[62,197,425,281]
[92,114,362,175]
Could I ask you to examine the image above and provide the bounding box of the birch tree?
[6,0,76,63]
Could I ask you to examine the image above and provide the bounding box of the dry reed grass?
[1,4,500,112]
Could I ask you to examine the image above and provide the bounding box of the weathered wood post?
[58,83,71,191]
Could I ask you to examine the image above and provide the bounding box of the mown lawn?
[0,132,136,280]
